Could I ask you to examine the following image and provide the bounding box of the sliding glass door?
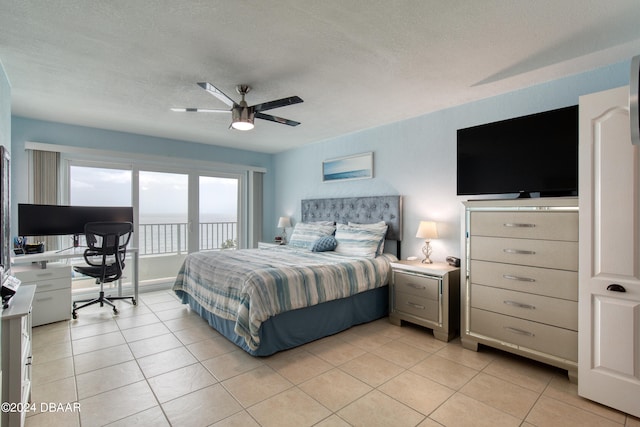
[69,164,133,294]
[199,175,239,251]
[137,171,190,286]
[68,162,242,292]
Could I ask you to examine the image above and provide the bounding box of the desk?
[11,248,139,323]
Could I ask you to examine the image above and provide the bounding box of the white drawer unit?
[12,263,72,326]
[1,285,35,427]
[461,198,579,382]
[389,261,460,342]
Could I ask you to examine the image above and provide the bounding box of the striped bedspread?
[173,246,396,350]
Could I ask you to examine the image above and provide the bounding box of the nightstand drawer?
[470,236,578,270]
[394,292,438,322]
[394,271,439,300]
[470,211,578,241]
[470,260,578,300]
[470,308,577,362]
[472,284,578,330]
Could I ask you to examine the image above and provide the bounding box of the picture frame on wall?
[322,152,373,182]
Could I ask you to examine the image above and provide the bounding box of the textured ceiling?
[2,1,640,153]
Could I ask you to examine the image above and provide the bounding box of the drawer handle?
[503,223,536,228]
[504,326,535,337]
[407,283,426,290]
[38,283,54,289]
[406,301,425,310]
[35,272,55,278]
[35,297,54,302]
[503,249,536,255]
[503,300,536,310]
[503,274,536,282]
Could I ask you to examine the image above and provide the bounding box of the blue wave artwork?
[323,154,371,181]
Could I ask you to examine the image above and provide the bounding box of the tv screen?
[457,105,578,197]
[18,204,134,236]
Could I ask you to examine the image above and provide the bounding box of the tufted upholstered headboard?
[301,195,403,257]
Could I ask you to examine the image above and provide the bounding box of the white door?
[578,86,640,418]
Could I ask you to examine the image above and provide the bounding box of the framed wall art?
[322,152,373,183]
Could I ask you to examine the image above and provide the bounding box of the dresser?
[12,263,72,326]
[461,198,579,381]
[389,261,460,342]
[1,285,36,427]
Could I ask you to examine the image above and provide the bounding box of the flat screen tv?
[457,105,578,198]
[18,204,134,237]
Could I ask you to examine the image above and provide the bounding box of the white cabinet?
[578,86,640,417]
[461,198,579,381]
[12,263,71,326]
[389,261,460,342]
[1,285,35,427]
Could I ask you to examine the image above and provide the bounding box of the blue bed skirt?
[176,285,389,356]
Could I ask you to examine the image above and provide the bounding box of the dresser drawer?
[13,264,71,282]
[393,270,439,300]
[471,284,578,330]
[32,288,71,326]
[470,236,578,270]
[394,292,438,323]
[470,211,578,241]
[470,308,577,362]
[470,260,578,300]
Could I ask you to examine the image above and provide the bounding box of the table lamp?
[416,221,438,264]
[277,216,291,244]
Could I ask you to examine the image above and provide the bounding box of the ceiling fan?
[171,82,303,131]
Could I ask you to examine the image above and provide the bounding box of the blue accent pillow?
[311,235,338,252]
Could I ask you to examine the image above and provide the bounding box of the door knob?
[606,284,626,292]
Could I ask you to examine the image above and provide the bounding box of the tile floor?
[25,290,639,427]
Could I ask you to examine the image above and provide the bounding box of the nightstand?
[389,261,460,342]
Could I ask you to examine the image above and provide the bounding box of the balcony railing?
[137,221,237,255]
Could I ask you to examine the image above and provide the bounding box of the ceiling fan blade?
[171,107,230,113]
[252,96,303,113]
[255,112,301,126]
[197,82,236,107]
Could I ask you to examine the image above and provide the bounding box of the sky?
[69,166,238,222]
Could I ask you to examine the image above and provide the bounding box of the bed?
[173,195,402,356]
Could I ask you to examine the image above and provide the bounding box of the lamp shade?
[277,217,291,228]
[231,106,255,130]
[416,221,438,240]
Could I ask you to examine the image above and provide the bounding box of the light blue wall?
[10,117,275,240]
[272,61,630,261]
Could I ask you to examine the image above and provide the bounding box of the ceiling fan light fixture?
[231,105,255,131]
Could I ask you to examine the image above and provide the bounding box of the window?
[67,161,244,291]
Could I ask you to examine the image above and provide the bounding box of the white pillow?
[288,223,336,249]
[334,223,387,257]
[347,221,388,255]
[308,220,335,226]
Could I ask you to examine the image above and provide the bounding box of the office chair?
[72,221,136,319]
